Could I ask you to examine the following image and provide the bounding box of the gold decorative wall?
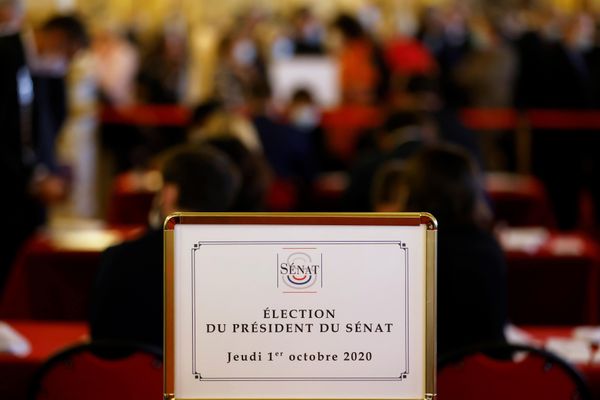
[25,0,597,31]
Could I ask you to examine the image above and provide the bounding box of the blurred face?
[31,29,70,75]
[326,28,344,52]
[40,29,74,59]
[149,182,179,229]
[0,2,23,33]
[231,37,257,67]
[567,14,595,51]
[161,183,180,217]
[444,10,468,44]
[32,28,83,75]
[470,19,496,49]
[289,99,320,130]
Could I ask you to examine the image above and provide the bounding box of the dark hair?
[389,145,489,228]
[291,88,314,104]
[294,6,312,20]
[161,146,240,212]
[42,15,89,48]
[372,160,405,208]
[201,137,270,211]
[333,14,364,40]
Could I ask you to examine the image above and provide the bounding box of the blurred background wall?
[24,0,599,29]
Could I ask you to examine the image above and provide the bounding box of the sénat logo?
[277,250,322,292]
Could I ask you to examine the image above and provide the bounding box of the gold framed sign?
[164,213,436,400]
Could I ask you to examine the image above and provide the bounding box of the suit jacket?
[0,33,28,195]
[90,229,163,348]
[437,225,508,357]
[540,43,594,109]
[31,75,66,172]
[253,115,316,181]
[0,33,43,291]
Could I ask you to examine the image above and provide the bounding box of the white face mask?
[232,38,257,67]
[272,36,294,60]
[291,106,320,130]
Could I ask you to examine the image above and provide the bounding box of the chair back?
[485,172,556,228]
[107,171,158,226]
[29,341,162,400]
[438,343,591,400]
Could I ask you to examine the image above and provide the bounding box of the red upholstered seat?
[265,178,298,212]
[500,230,600,325]
[485,172,556,228]
[438,343,591,400]
[30,342,162,400]
[0,227,144,320]
[107,171,159,226]
[321,106,384,164]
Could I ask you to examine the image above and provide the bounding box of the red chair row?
[1,321,597,400]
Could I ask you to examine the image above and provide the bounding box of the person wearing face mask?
[291,7,325,55]
[214,31,265,112]
[287,88,339,172]
[26,15,90,177]
[288,89,321,133]
[249,83,317,196]
[90,145,241,349]
[372,145,507,357]
[0,4,87,293]
[531,13,597,231]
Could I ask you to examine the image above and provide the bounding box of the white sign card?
[164,213,436,400]
[269,57,340,107]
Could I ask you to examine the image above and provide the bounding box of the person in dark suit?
[373,145,507,357]
[0,9,89,293]
[29,15,90,176]
[89,146,240,349]
[531,14,596,230]
[0,0,32,292]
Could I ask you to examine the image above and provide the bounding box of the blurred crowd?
[5,1,600,241]
[88,3,600,110]
[4,0,600,264]
[5,0,600,360]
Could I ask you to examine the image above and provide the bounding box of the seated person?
[373,144,507,357]
[187,99,263,154]
[203,136,271,212]
[90,145,240,349]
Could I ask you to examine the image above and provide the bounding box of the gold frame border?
[164,212,437,400]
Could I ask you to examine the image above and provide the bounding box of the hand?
[33,174,68,204]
